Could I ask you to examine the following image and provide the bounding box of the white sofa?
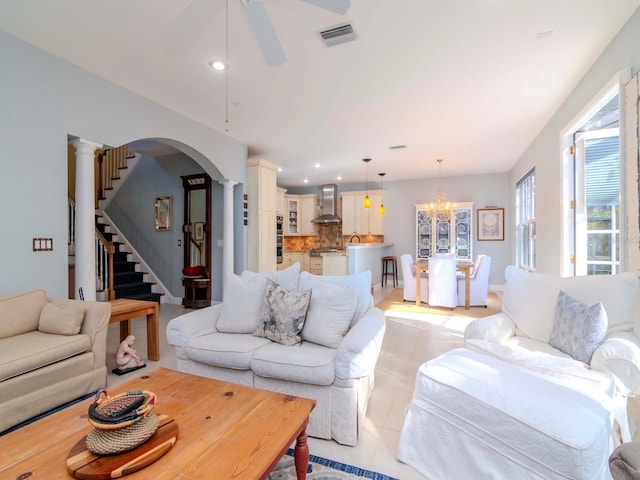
[398,266,640,479]
[166,264,386,446]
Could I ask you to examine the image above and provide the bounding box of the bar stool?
[382,255,398,287]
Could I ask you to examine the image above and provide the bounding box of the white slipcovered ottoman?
[397,348,621,480]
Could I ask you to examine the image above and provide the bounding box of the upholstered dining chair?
[428,255,458,309]
[400,254,429,303]
[457,254,492,307]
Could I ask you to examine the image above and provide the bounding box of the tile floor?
[105,285,470,479]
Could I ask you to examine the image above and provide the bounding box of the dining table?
[414,258,474,309]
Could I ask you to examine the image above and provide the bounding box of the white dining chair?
[428,255,458,309]
[457,255,492,307]
[400,254,429,303]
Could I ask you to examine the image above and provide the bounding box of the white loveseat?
[166,264,386,446]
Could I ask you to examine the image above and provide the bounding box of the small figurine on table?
[112,334,146,375]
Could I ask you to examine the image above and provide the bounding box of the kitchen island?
[346,243,394,288]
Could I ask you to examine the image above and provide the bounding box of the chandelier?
[429,159,454,217]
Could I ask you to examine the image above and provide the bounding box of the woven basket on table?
[85,389,158,455]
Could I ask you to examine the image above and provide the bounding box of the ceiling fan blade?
[163,0,223,55]
[241,0,286,66]
[299,0,350,15]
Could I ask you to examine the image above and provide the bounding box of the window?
[516,168,536,271]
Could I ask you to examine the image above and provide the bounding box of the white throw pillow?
[298,270,372,327]
[502,266,560,343]
[302,282,357,348]
[549,291,608,364]
[217,273,268,333]
[241,262,301,291]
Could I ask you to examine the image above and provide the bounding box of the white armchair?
[428,255,458,309]
[465,266,640,398]
[457,254,491,307]
[400,254,428,303]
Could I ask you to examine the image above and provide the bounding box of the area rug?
[375,287,502,319]
[269,449,398,480]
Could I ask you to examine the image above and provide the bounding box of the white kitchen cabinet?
[247,158,278,272]
[415,202,473,260]
[341,190,383,236]
[309,256,323,275]
[284,194,317,236]
[276,187,287,215]
[323,255,348,275]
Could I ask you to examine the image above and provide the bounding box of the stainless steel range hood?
[311,184,342,224]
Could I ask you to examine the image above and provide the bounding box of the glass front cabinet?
[415,202,473,260]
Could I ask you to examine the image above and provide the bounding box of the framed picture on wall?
[193,222,204,241]
[477,207,504,241]
[155,196,172,231]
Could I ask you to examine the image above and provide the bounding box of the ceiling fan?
[164,0,351,66]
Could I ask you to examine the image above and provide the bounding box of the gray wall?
[510,8,640,275]
[0,32,247,297]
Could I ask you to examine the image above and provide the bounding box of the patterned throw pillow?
[549,290,608,363]
[254,279,311,346]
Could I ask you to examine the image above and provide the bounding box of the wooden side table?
[108,299,160,361]
[182,277,211,309]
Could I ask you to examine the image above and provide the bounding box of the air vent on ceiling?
[319,23,357,47]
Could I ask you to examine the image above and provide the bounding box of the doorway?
[562,78,621,276]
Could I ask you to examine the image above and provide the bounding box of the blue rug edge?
[285,448,399,480]
[0,390,97,436]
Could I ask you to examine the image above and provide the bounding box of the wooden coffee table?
[0,368,316,480]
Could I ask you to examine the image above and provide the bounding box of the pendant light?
[378,172,386,215]
[363,158,371,208]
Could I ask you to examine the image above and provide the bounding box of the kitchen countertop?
[346,243,393,248]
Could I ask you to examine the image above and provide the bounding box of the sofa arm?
[464,313,516,344]
[335,307,386,380]
[166,303,221,347]
[49,298,111,368]
[591,332,640,396]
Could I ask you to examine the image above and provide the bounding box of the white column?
[220,179,238,280]
[70,138,103,301]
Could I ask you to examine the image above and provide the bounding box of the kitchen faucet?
[349,235,361,243]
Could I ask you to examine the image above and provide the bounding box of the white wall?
[0,32,247,297]
[510,9,640,275]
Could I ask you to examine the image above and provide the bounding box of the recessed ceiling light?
[277,167,282,172]
[208,60,226,71]
[304,178,309,183]
[337,175,342,181]
[314,162,320,168]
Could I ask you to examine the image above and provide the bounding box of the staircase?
[96,218,161,303]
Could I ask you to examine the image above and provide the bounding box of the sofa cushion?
[38,302,85,336]
[184,332,272,370]
[502,266,560,343]
[549,291,608,364]
[0,289,47,339]
[241,262,301,291]
[0,330,92,382]
[298,270,372,327]
[302,282,356,348]
[217,273,268,333]
[254,279,311,346]
[251,341,336,386]
[559,272,638,334]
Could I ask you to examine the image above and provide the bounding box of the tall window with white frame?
[516,168,536,271]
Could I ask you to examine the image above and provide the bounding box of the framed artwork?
[477,207,504,241]
[155,196,172,231]
[193,222,204,241]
